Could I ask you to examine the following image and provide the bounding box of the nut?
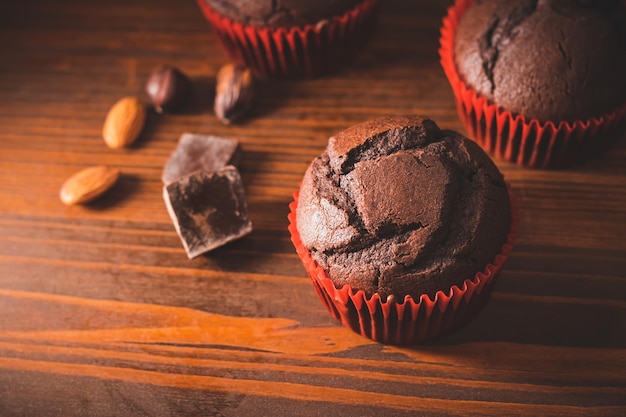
[60,165,120,205]
[102,96,146,149]
[146,65,191,113]
[214,64,254,124]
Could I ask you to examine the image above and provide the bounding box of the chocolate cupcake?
[197,0,379,78]
[288,115,516,345]
[203,0,362,28]
[440,0,626,167]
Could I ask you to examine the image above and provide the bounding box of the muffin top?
[203,0,361,28]
[296,115,512,301]
[454,0,626,122]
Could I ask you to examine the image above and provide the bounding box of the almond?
[102,96,146,149]
[60,165,120,205]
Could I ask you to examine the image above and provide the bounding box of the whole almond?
[60,165,120,205]
[102,96,146,149]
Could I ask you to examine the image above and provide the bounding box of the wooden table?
[1,0,625,415]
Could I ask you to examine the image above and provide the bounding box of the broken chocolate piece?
[163,166,252,258]
[162,133,241,185]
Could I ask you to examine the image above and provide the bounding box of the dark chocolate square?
[163,166,252,258]
[162,133,240,185]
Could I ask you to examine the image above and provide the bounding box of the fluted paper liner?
[197,0,379,78]
[288,188,517,345]
[439,0,626,168]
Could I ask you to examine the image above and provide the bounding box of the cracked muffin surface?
[296,115,512,301]
[202,0,361,27]
[453,0,626,122]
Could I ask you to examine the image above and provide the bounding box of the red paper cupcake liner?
[439,0,626,168]
[197,0,379,78]
[287,188,518,345]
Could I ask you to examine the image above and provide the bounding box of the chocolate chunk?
[163,166,252,258]
[162,133,241,185]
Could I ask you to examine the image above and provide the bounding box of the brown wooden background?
[1,0,625,416]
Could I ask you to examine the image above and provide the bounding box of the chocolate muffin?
[197,0,379,78]
[453,0,626,123]
[295,115,512,301]
[201,0,362,28]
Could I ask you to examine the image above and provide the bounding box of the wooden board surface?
[0,0,625,416]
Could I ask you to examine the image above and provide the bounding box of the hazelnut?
[214,64,254,124]
[146,65,191,113]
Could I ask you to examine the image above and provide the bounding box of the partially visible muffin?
[453,0,626,123]
[196,0,379,78]
[440,0,626,167]
[201,0,362,28]
[295,115,512,301]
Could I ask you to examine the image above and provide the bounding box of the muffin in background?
[288,115,516,345]
[440,0,626,168]
[197,0,379,78]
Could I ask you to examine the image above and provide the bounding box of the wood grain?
[0,0,625,416]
